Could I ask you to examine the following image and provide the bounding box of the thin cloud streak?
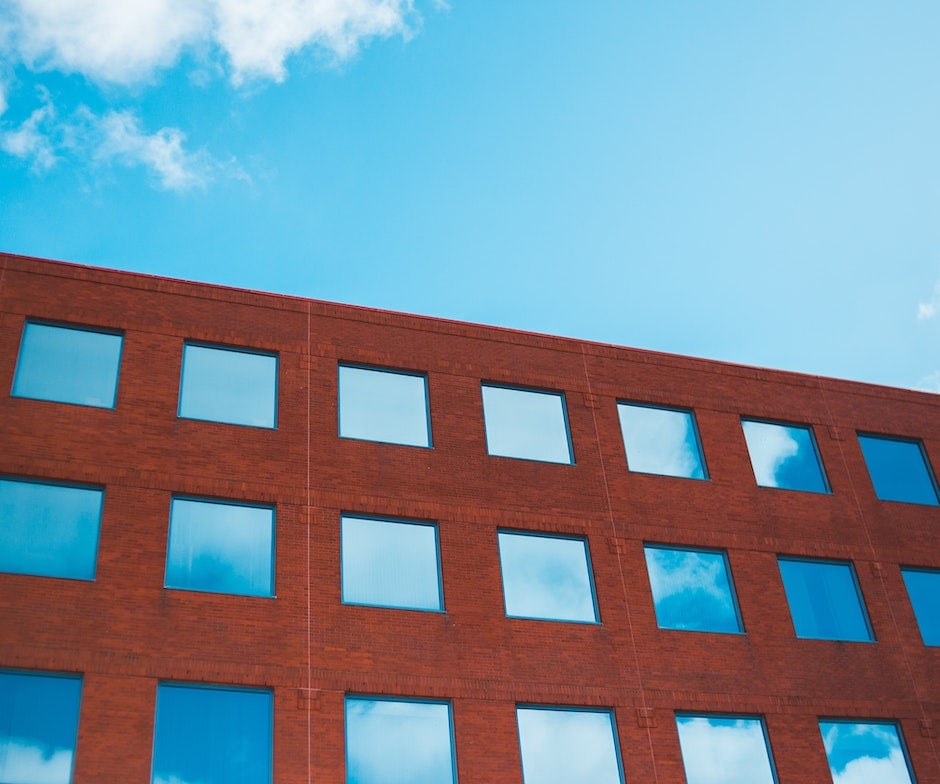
[917,281,940,320]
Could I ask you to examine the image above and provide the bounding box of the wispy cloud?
[0,737,74,784]
[916,370,940,393]
[917,280,940,320]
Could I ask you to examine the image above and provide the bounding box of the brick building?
[0,251,938,783]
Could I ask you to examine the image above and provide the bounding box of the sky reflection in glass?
[901,568,940,646]
[345,697,456,784]
[778,559,872,641]
[339,365,431,447]
[675,715,776,784]
[618,403,706,479]
[13,322,122,408]
[819,721,915,784]
[342,516,442,611]
[151,684,272,784]
[644,547,742,633]
[516,706,622,784]
[741,420,828,493]
[858,435,939,506]
[179,344,277,428]
[165,498,274,596]
[0,671,81,784]
[0,478,102,580]
[481,385,573,464]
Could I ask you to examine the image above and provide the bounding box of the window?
[179,344,277,428]
[481,385,573,464]
[644,546,743,634]
[778,558,873,642]
[858,434,939,506]
[498,531,598,623]
[675,715,777,784]
[12,321,122,408]
[345,697,456,784]
[819,721,915,784]
[741,419,829,493]
[165,498,274,597]
[0,477,102,580]
[516,706,623,784]
[338,365,431,447]
[341,515,443,611]
[617,403,707,479]
[0,671,82,784]
[901,568,940,646]
[151,683,272,784]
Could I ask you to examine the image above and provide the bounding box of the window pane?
[742,420,828,493]
[819,721,915,784]
[342,516,442,611]
[901,568,940,646]
[166,498,274,597]
[516,706,623,784]
[498,532,598,623]
[152,684,272,784]
[0,671,82,784]
[481,385,573,464]
[618,403,706,479]
[13,322,122,408]
[675,715,776,784]
[0,478,102,580]
[778,559,872,641]
[179,344,277,428]
[858,435,939,506]
[644,547,742,633]
[339,366,431,447]
[345,697,456,784]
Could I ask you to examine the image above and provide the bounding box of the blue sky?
[2,1,939,391]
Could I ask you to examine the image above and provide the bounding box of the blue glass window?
[481,385,573,464]
[516,706,623,784]
[858,434,939,506]
[0,671,82,784]
[618,403,707,479]
[675,715,777,784]
[12,322,122,408]
[151,683,272,784]
[179,344,277,428]
[345,697,456,784]
[741,420,829,493]
[341,515,443,611]
[165,498,274,597]
[819,721,915,784]
[644,546,743,634]
[778,558,873,641]
[339,365,432,447]
[498,531,598,623]
[0,477,102,580]
[901,568,940,646]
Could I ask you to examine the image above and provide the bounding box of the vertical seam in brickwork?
[306,301,313,784]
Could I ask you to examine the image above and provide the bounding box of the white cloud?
[0,86,57,170]
[0,738,73,784]
[517,708,622,784]
[917,281,940,320]
[741,421,798,487]
[831,749,913,784]
[675,717,776,784]
[646,549,727,604]
[916,370,940,393]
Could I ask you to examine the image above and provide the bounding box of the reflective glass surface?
[339,366,431,447]
[778,559,872,641]
[516,706,623,784]
[481,385,573,464]
[675,715,776,784]
[345,697,456,784]
[151,684,272,784]
[858,435,939,505]
[179,344,277,428]
[741,420,828,493]
[644,547,742,633]
[13,322,122,408]
[901,568,940,646]
[819,721,915,784]
[342,516,442,611]
[0,478,102,580]
[498,532,597,623]
[165,498,274,597]
[0,671,82,784]
[618,403,706,479]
